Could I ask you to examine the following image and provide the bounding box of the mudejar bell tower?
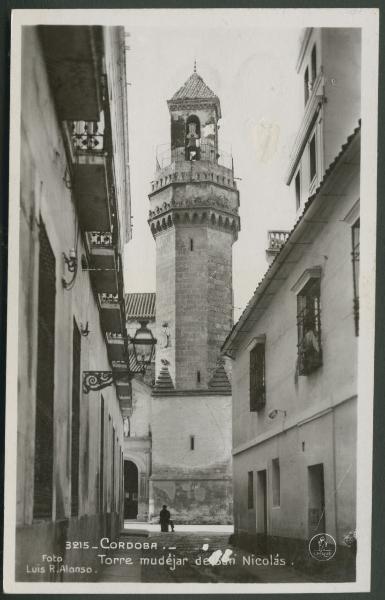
[148,66,240,523]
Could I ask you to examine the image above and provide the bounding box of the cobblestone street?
[96,527,318,583]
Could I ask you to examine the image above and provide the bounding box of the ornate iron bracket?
[83,371,114,394]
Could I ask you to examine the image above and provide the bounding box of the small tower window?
[190,238,194,251]
[197,370,201,383]
[190,435,195,451]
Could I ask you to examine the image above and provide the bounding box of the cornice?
[148,204,240,241]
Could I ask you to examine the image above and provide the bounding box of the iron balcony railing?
[71,120,106,154]
[87,231,113,248]
[267,230,290,251]
[155,142,233,171]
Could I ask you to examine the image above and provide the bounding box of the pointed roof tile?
[208,363,232,394]
[171,72,217,101]
[168,70,221,118]
[152,365,175,395]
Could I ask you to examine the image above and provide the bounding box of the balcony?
[69,121,112,232]
[119,394,132,415]
[268,230,290,250]
[116,380,132,407]
[39,26,103,122]
[266,230,290,264]
[97,293,123,333]
[106,332,125,361]
[85,231,118,294]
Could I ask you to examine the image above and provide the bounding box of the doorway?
[124,460,138,519]
[308,463,326,536]
[256,469,268,535]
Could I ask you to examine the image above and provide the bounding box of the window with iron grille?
[295,170,301,212]
[71,319,81,516]
[249,343,266,411]
[311,44,317,83]
[304,66,310,104]
[352,219,360,336]
[297,278,322,375]
[248,471,254,509]
[33,222,56,520]
[309,133,317,182]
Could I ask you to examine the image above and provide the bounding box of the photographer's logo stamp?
[309,533,336,561]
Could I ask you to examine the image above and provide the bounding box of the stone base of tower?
[149,392,233,525]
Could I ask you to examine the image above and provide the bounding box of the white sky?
[123,19,303,319]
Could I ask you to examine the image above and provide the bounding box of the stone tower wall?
[154,217,235,390]
[154,228,176,383]
[207,228,233,379]
[151,176,239,390]
[150,393,233,524]
[174,224,210,390]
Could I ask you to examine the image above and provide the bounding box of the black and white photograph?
[3,7,379,594]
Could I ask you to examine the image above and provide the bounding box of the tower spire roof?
[170,71,217,101]
[168,67,221,117]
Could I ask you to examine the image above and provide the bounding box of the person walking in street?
[159,505,175,532]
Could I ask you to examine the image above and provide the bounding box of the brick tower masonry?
[148,68,240,523]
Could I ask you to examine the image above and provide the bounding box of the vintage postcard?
[3,7,379,594]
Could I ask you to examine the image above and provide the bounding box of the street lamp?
[131,320,157,367]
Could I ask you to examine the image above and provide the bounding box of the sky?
[123,16,302,320]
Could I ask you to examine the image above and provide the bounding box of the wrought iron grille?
[268,230,290,250]
[88,231,113,247]
[99,293,119,305]
[249,343,266,411]
[297,278,322,375]
[71,121,105,153]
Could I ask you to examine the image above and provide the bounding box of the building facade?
[16,25,131,580]
[145,69,240,523]
[223,28,360,574]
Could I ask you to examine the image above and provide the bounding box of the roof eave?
[222,124,361,356]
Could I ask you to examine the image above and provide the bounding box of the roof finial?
[194,59,197,73]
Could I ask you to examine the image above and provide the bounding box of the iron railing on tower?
[155,142,233,171]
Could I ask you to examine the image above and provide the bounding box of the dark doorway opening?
[256,469,267,535]
[308,463,326,536]
[124,460,138,519]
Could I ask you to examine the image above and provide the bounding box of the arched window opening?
[185,115,201,161]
